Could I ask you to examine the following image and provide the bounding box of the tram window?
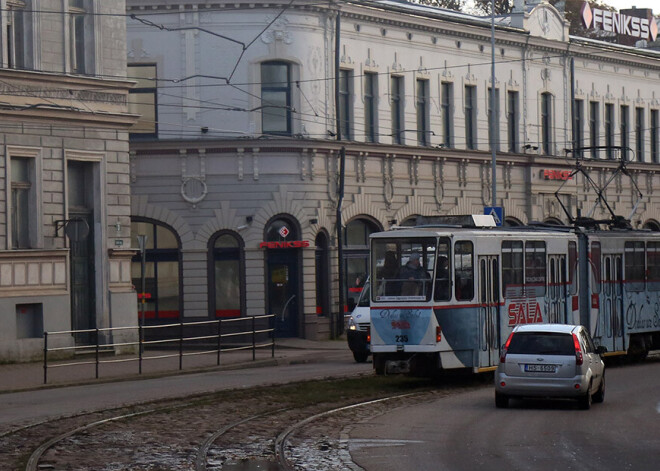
[371,238,437,301]
[625,241,645,292]
[591,242,601,294]
[525,241,546,296]
[568,241,578,295]
[502,240,523,296]
[648,242,660,291]
[454,241,474,301]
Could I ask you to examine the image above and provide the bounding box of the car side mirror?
[596,345,607,355]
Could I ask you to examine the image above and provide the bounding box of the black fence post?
[43,331,48,384]
[252,315,256,361]
[217,319,222,366]
[95,328,100,379]
[138,324,143,375]
[271,315,275,358]
[179,321,183,370]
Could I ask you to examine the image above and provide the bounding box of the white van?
[346,280,371,363]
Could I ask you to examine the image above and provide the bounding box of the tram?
[369,215,660,376]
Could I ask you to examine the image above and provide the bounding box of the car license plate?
[525,364,556,373]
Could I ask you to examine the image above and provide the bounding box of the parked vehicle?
[346,280,371,363]
[495,324,606,409]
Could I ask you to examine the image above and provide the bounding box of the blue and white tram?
[369,220,660,376]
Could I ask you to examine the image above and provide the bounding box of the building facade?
[126,0,660,340]
[0,1,137,361]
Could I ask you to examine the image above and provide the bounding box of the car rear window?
[507,332,574,355]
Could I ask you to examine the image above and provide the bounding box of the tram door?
[478,256,500,367]
[602,254,624,353]
[547,255,567,324]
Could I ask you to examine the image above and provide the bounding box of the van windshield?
[357,281,370,307]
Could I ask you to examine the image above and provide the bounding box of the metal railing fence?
[43,314,276,384]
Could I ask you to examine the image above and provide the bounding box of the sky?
[601,1,657,12]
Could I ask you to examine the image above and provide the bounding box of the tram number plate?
[525,364,556,373]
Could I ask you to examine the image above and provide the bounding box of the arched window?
[504,217,523,227]
[643,220,660,232]
[209,232,244,318]
[344,217,382,311]
[131,219,181,321]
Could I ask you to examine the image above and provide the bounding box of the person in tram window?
[435,255,451,301]
[398,253,430,297]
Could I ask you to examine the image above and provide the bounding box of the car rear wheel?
[353,351,369,363]
[593,375,605,403]
[578,387,592,410]
[495,392,509,408]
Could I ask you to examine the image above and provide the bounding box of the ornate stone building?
[126,0,660,339]
[0,1,136,360]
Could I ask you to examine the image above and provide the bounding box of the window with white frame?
[488,87,500,152]
[128,64,158,138]
[261,61,292,135]
[465,85,477,150]
[541,92,553,155]
[635,107,645,162]
[621,104,630,160]
[7,148,40,250]
[605,103,615,159]
[416,79,430,146]
[4,0,30,69]
[590,101,599,158]
[574,99,584,158]
[339,69,353,140]
[507,90,519,153]
[69,0,87,74]
[652,109,659,164]
[441,82,454,148]
[391,76,404,145]
[364,72,378,143]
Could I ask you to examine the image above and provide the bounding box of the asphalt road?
[348,357,660,471]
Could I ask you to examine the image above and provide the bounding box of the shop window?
[16,303,43,339]
[131,220,181,320]
[210,232,244,318]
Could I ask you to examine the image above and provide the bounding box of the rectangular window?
[11,157,32,249]
[416,79,430,146]
[465,85,477,150]
[261,62,292,135]
[339,69,353,140]
[128,64,158,138]
[591,242,601,294]
[574,99,584,158]
[454,241,474,301]
[16,303,43,339]
[69,0,86,74]
[502,240,524,296]
[364,72,377,143]
[636,107,644,162]
[391,76,403,145]
[568,241,578,295]
[507,90,519,153]
[652,109,659,164]
[6,1,27,69]
[625,241,645,292]
[525,241,547,296]
[590,101,599,158]
[442,82,453,148]
[621,105,629,160]
[605,103,615,159]
[488,88,500,152]
[648,242,660,292]
[541,92,553,155]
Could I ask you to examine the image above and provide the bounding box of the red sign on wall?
[543,169,573,181]
[259,240,310,249]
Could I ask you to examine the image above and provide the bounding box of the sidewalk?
[0,337,351,394]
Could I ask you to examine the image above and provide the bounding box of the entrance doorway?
[267,251,299,337]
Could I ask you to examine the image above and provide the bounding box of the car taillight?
[436,326,442,343]
[366,326,371,343]
[500,331,515,363]
[572,333,583,366]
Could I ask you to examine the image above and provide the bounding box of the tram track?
[1,375,485,471]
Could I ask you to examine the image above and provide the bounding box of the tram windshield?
[371,237,448,302]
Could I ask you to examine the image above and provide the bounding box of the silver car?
[495,324,606,409]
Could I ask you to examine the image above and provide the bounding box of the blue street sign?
[484,206,503,226]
